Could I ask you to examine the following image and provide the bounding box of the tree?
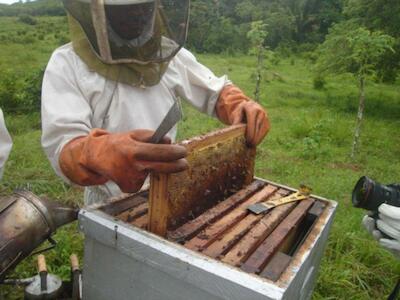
[247,21,268,102]
[344,0,400,82]
[280,0,343,44]
[18,14,37,25]
[315,22,395,158]
[186,0,215,52]
[266,11,295,48]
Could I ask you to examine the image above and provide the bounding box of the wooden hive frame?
[148,124,256,237]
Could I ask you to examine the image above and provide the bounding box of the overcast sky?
[0,0,18,4]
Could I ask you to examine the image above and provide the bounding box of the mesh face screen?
[64,0,190,63]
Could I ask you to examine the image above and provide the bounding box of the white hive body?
[79,178,337,300]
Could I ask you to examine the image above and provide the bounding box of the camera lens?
[352,176,373,209]
[352,176,400,211]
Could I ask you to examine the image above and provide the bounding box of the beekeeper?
[0,108,12,180]
[41,0,270,205]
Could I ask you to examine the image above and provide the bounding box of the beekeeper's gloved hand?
[59,129,188,193]
[362,204,400,259]
[216,85,270,147]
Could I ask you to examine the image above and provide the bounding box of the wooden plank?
[308,200,326,217]
[168,180,266,242]
[117,202,148,223]
[259,252,292,281]
[132,214,148,230]
[148,124,256,237]
[201,213,261,259]
[258,200,327,281]
[100,195,147,216]
[181,124,247,152]
[147,173,168,235]
[202,189,289,259]
[241,199,315,274]
[276,216,305,255]
[286,200,327,257]
[221,195,296,267]
[184,185,278,252]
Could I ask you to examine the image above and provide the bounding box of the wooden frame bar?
[259,200,327,281]
[221,195,296,266]
[202,189,289,258]
[168,180,266,242]
[117,202,148,223]
[132,214,148,229]
[241,199,315,274]
[99,194,147,216]
[185,185,278,252]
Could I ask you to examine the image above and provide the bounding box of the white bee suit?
[0,109,12,180]
[41,43,230,205]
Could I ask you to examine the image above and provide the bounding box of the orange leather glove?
[216,85,270,147]
[59,129,188,193]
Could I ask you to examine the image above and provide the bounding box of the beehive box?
[78,125,337,300]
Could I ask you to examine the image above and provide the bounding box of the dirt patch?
[329,162,361,172]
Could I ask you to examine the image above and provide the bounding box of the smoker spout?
[16,191,80,230]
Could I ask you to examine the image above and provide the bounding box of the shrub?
[18,67,45,113]
[18,14,37,25]
[0,70,20,112]
[313,75,326,90]
[58,35,69,46]
[296,42,318,53]
[23,35,36,44]
[0,68,44,114]
[269,51,280,66]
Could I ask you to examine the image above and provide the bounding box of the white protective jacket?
[0,108,12,180]
[41,43,230,205]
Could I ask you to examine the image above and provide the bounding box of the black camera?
[352,176,400,211]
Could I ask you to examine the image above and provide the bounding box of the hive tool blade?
[247,184,312,215]
[149,100,182,144]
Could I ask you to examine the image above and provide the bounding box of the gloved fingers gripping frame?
[63,0,190,64]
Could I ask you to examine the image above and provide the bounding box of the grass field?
[0,16,399,299]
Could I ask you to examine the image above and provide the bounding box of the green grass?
[194,54,400,299]
[0,16,68,74]
[1,16,400,300]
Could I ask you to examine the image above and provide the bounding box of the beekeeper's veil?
[63,0,190,86]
